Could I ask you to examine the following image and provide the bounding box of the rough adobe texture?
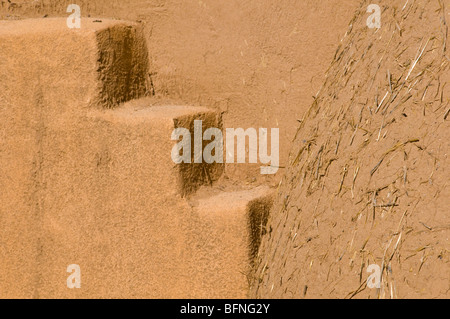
[188,185,274,298]
[0,1,362,298]
[0,19,149,297]
[29,104,245,298]
[0,0,361,184]
[0,16,270,298]
[3,0,448,299]
[95,24,150,108]
[0,18,149,110]
[253,0,449,299]
[173,109,225,196]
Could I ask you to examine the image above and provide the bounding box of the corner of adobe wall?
[94,22,151,109]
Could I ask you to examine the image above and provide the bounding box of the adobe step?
[0,17,149,111]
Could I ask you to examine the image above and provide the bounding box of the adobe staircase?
[0,18,273,298]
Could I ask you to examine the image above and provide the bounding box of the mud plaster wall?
[252,0,449,299]
[0,0,362,183]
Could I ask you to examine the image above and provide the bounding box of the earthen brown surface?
[1,0,360,183]
[1,0,447,299]
[252,0,449,299]
[0,14,272,298]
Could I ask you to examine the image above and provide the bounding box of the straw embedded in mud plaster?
[253,0,450,299]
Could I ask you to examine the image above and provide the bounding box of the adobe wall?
[1,0,361,182]
[0,17,273,298]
